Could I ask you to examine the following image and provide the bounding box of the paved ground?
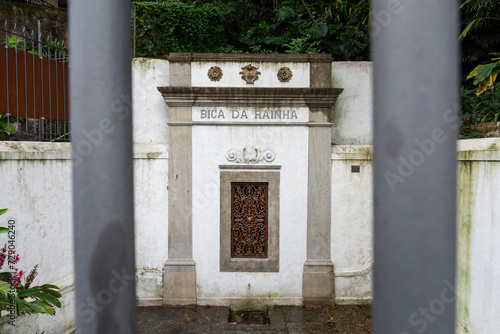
[137,305,371,334]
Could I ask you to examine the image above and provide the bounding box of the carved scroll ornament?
[226,146,275,163]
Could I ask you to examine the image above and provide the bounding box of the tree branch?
[301,0,315,22]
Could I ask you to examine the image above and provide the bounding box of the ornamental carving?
[208,66,223,81]
[277,67,293,83]
[226,146,275,163]
[240,64,261,84]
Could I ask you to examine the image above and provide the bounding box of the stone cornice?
[157,86,343,108]
[167,53,334,63]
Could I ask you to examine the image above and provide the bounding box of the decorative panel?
[231,182,268,258]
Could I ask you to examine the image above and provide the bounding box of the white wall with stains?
[0,59,499,333]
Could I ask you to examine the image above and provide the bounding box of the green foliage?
[239,1,328,54]
[235,0,369,58]
[461,85,500,126]
[284,35,322,54]
[466,57,500,94]
[133,1,232,56]
[0,116,17,139]
[460,0,500,131]
[3,35,67,58]
[322,0,370,60]
[5,36,25,51]
[132,0,370,59]
[0,209,62,317]
[460,0,500,74]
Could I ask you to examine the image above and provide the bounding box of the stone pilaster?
[162,56,196,306]
[302,59,335,306]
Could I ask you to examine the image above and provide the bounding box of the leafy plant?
[460,85,500,138]
[4,35,39,56]
[0,115,17,139]
[327,316,335,324]
[460,0,500,79]
[133,1,232,56]
[132,0,371,59]
[466,55,500,95]
[5,36,25,51]
[0,209,62,316]
[284,34,322,54]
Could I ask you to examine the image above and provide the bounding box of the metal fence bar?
[1,19,69,140]
[4,21,11,131]
[31,29,36,134]
[23,26,28,131]
[55,38,59,136]
[47,35,52,140]
[70,0,137,333]
[372,0,459,333]
[38,21,45,140]
[62,44,66,136]
[14,24,19,127]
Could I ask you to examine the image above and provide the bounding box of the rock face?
[0,3,68,44]
[474,121,500,137]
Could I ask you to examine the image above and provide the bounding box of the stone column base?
[302,259,335,306]
[163,259,196,306]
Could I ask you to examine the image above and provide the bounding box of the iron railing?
[0,20,70,141]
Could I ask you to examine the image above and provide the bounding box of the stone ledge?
[331,145,372,161]
[457,138,500,161]
[0,141,71,160]
[158,86,343,108]
[168,53,334,63]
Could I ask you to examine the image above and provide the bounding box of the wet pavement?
[137,305,371,334]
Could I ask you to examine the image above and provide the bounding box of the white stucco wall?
[132,58,170,145]
[456,138,500,334]
[0,141,170,332]
[133,144,169,306]
[1,59,498,332]
[192,125,308,308]
[192,61,310,87]
[331,145,373,304]
[332,62,373,145]
[0,142,74,334]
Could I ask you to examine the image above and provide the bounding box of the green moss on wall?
[457,160,477,329]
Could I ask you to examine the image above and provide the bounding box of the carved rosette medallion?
[277,67,293,83]
[240,64,261,84]
[208,66,223,81]
[226,146,276,163]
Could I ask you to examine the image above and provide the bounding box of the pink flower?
[10,270,23,291]
[8,253,20,265]
[0,245,6,269]
[24,265,39,289]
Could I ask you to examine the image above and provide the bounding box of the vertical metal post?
[132,3,136,58]
[55,38,59,137]
[372,1,459,333]
[38,21,44,139]
[23,27,28,132]
[14,24,19,128]
[31,30,36,134]
[47,36,52,140]
[5,21,10,129]
[69,1,136,333]
[62,43,66,137]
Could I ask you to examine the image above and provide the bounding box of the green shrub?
[133,1,231,56]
